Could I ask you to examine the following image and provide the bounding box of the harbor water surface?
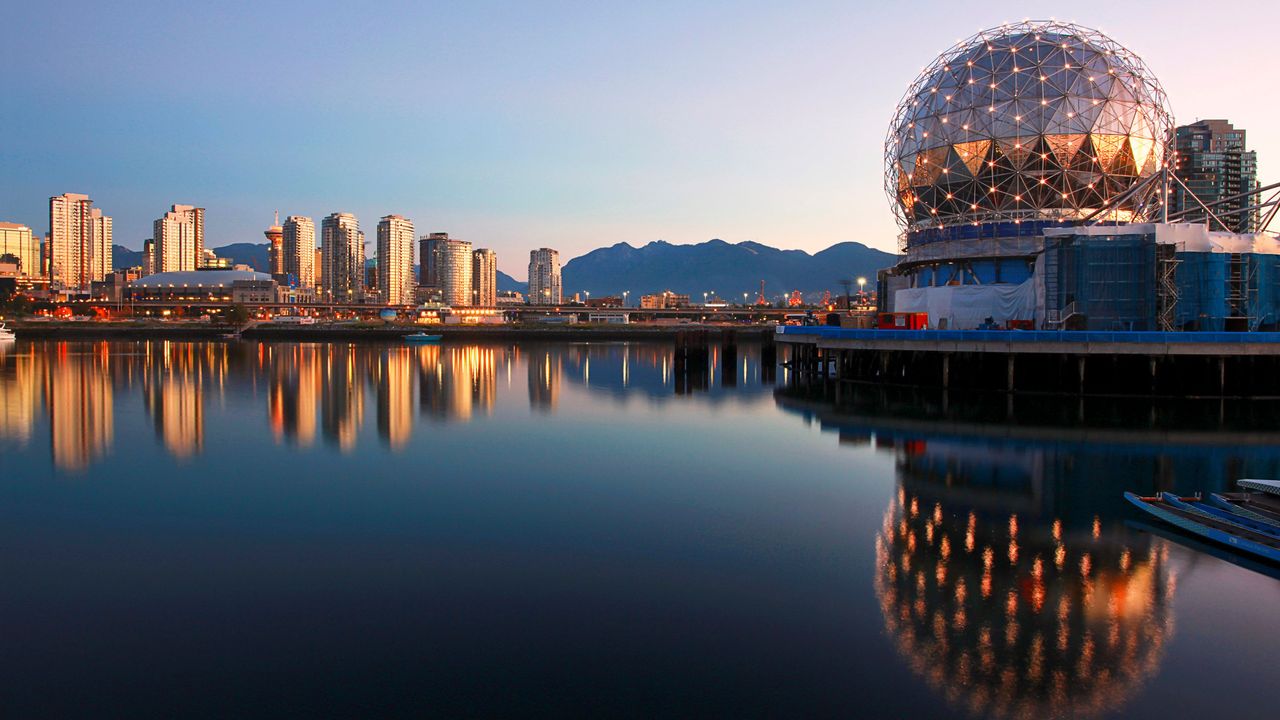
[1,340,1278,718]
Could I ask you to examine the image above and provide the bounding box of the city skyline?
[3,3,1277,277]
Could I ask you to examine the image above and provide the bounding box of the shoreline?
[6,322,778,343]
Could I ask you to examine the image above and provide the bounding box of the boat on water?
[1124,491,1280,564]
[0,322,15,341]
[1208,490,1280,529]
[404,332,443,344]
[1237,478,1280,496]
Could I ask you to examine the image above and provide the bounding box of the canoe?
[1159,493,1280,539]
[1127,519,1280,581]
[1208,493,1280,529]
[1124,492,1280,564]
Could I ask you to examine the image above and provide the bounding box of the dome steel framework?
[885,21,1174,236]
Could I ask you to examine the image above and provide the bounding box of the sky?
[1,0,1276,278]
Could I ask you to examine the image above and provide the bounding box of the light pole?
[857,277,867,307]
[623,290,629,307]
[703,291,708,305]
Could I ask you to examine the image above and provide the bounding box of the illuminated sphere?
[886,21,1173,233]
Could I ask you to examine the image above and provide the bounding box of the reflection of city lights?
[876,491,1174,720]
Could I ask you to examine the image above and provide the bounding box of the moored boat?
[404,332,443,344]
[0,322,15,341]
[1158,492,1280,539]
[1124,492,1280,564]
[1208,492,1280,529]
[1238,479,1280,497]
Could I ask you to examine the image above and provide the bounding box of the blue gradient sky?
[1,1,1274,277]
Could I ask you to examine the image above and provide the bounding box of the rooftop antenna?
[274,209,279,226]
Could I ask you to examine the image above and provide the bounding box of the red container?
[877,312,929,330]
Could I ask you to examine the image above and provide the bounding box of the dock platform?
[776,327,1280,397]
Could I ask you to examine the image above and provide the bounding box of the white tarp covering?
[1043,223,1280,254]
[894,280,1038,330]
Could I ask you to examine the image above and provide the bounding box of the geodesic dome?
[886,21,1173,233]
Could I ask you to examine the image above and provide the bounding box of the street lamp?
[703,291,708,305]
[623,290,629,307]
[857,277,867,306]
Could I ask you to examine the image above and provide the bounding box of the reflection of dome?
[875,488,1173,720]
[886,21,1172,232]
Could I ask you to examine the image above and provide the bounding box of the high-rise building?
[321,212,365,303]
[528,248,562,305]
[0,222,38,276]
[49,193,111,290]
[1173,119,1260,233]
[153,204,205,273]
[376,215,415,305]
[88,209,112,281]
[472,248,497,306]
[265,211,284,276]
[282,216,316,288]
[142,239,156,276]
[315,248,324,288]
[436,237,473,306]
[418,232,450,290]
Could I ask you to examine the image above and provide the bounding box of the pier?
[777,327,1280,397]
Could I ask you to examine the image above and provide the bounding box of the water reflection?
[0,340,773,472]
[776,385,1280,720]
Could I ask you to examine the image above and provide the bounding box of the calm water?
[1,339,1277,718]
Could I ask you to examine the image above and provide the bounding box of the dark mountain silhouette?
[112,245,143,270]
[497,271,526,293]
[560,239,895,300]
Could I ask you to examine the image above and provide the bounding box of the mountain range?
[560,239,894,299]
[112,238,896,298]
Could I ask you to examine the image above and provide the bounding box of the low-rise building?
[127,269,277,304]
[640,290,690,309]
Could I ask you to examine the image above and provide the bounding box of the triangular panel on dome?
[996,138,1034,170]
[1047,134,1087,168]
[1129,136,1155,176]
[953,140,992,176]
[1110,138,1137,176]
[1090,133,1126,173]
[913,147,948,185]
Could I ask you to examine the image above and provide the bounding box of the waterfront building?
[879,21,1178,328]
[425,235,473,306]
[418,232,449,290]
[640,291,690,309]
[127,269,277,304]
[376,214,415,305]
[1173,119,1260,233]
[87,209,112,283]
[314,248,324,289]
[153,204,205,273]
[265,212,284,276]
[49,193,111,290]
[472,248,497,306]
[321,212,365,303]
[528,248,562,305]
[142,239,156,276]
[0,222,38,277]
[282,215,316,289]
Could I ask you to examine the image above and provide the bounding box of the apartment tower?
[282,215,316,288]
[376,215,416,305]
[472,248,497,306]
[321,212,365,303]
[527,248,562,305]
[153,204,205,273]
[49,193,111,290]
[1173,119,1261,233]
